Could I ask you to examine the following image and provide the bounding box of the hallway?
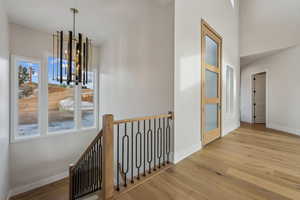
[11,124,300,200]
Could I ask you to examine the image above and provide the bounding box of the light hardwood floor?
[11,123,300,200]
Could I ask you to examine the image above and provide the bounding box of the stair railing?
[69,130,104,200]
[69,112,174,200]
[113,112,173,193]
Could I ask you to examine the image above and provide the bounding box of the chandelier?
[52,8,92,85]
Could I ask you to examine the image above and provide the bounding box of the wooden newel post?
[102,114,114,199]
[168,111,174,120]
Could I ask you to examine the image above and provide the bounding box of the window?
[81,72,95,128]
[48,57,76,132]
[11,55,98,142]
[13,59,41,138]
[226,65,234,114]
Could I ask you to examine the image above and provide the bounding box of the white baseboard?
[173,143,201,164]
[268,123,300,136]
[10,171,68,197]
[223,122,240,137]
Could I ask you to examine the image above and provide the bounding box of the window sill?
[10,127,99,144]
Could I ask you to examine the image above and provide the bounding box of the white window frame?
[10,54,99,143]
[225,65,235,115]
[10,55,42,142]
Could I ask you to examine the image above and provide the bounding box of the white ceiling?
[240,0,300,57]
[4,0,173,45]
[240,46,293,67]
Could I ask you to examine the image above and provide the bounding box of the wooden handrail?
[113,113,173,125]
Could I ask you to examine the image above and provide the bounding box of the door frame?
[201,19,223,146]
[250,70,269,126]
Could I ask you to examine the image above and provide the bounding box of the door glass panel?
[17,60,40,137]
[205,69,218,98]
[205,104,218,132]
[205,36,218,67]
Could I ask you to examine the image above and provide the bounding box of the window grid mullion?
[40,56,48,136]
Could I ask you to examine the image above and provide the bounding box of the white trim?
[225,65,235,117]
[10,171,68,197]
[249,69,269,126]
[40,53,49,137]
[11,128,98,144]
[222,121,240,137]
[268,123,300,137]
[173,143,202,164]
[10,55,42,143]
[10,54,100,143]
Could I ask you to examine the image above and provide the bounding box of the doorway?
[252,72,266,124]
[201,20,222,146]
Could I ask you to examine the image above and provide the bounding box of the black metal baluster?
[91,145,94,192]
[79,162,82,196]
[87,152,89,192]
[147,120,153,173]
[117,125,120,191]
[135,121,142,180]
[143,120,146,176]
[85,156,88,193]
[131,122,134,184]
[158,118,162,168]
[83,156,86,194]
[76,168,78,198]
[166,117,171,164]
[80,166,82,197]
[91,148,93,191]
[163,118,166,166]
[92,145,95,191]
[98,139,101,190]
[154,119,156,171]
[95,143,98,191]
[100,137,103,189]
[95,140,98,191]
[74,168,77,198]
[122,123,130,187]
[78,165,81,196]
[78,166,80,197]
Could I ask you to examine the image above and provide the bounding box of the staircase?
[69,112,174,200]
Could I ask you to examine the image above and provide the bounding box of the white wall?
[99,3,174,120]
[9,24,100,195]
[9,0,174,193]
[174,0,240,163]
[241,46,300,136]
[0,0,10,199]
[240,0,300,57]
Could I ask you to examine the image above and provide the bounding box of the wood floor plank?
[227,168,300,200]
[10,123,300,200]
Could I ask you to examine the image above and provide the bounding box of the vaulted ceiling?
[4,0,173,45]
[240,0,300,58]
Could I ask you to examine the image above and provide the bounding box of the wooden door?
[201,20,222,146]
